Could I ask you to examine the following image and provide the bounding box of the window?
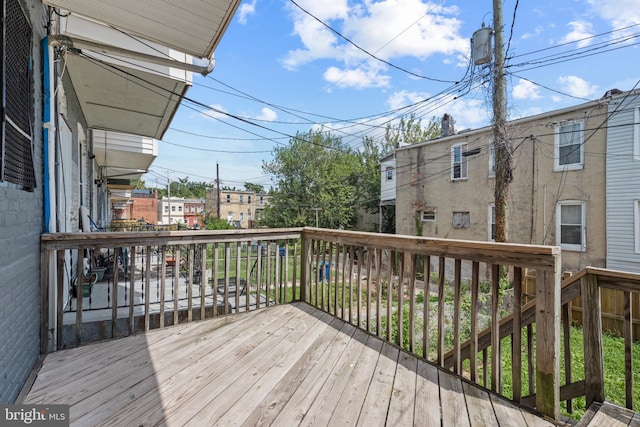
[555,121,584,170]
[164,206,168,212]
[488,144,496,178]
[248,195,252,204]
[634,107,640,160]
[240,212,244,221]
[488,204,496,241]
[227,212,233,221]
[240,195,244,204]
[451,144,468,180]
[171,206,176,212]
[421,207,436,222]
[1,0,36,189]
[178,206,182,212]
[248,211,252,222]
[557,201,585,251]
[260,196,264,205]
[452,212,470,228]
[386,167,393,181]
[226,194,231,203]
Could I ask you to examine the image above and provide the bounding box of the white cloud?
[557,75,599,98]
[254,107,278,122]
[521,26,543,40]
[323,62,390,89]
[386,90,489,130]
[283,0,469,89]
[200,104,228,121]
[587,0,640,35]
[559,21,594,48]
[512,79,542,100]
[238,0,257,25]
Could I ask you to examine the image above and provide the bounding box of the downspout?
[42,36,58,352]
[42,37,56,233]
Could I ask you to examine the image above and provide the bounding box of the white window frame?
[488,203,496,241]
[386,167,393,181]
[421,207,436,222]
[634,107,640,161]
[554,121,584,171]
[226,194,231,203]
[488,144,496,178]
[635,199,640,254]
[556,201,586,251]
[240,212,244,221]
[451,143,468,180]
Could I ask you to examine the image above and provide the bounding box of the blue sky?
[145,0,640,191]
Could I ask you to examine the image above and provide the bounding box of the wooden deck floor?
[25,302,559,426]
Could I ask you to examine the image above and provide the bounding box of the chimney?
[441,114,455,137]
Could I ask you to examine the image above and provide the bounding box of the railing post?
[581,273,604,407]
[535,256,561,420]
[300,233,310,302]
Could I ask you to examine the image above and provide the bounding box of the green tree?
[244,182,265,193]
[157,177,208,199]
[261,130,364,229]
[202,213,234,230]
[384,113,440,147]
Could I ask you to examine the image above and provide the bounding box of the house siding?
[0,0,46,403]
[606,91,640,272]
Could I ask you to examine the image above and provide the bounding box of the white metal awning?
[53,13,192,140]
[93,130,157,182]
[43,0,241,59]
[63,50,188,139]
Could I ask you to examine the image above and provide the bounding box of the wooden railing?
[40,228,304,352]
[44,227,638,420]
[299,228,563,419]
[554,268,639,413]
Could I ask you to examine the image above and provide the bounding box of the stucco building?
[395,95,615,274]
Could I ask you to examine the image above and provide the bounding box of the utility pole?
[216,163,221,219]
[492,0,510,243]
[167,171,171,225]
[311,208,321,228]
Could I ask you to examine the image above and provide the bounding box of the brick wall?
[132,192,158,224]
[0,0,45,403]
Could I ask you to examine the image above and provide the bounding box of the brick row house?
[0,0,240,403]
[392,89,640,275]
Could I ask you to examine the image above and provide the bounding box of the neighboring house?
[158,197,185,225]
[205,188,271,228]
[606,89,640,273]
[184,198,205,228]
[378,152,397,232]
[395,94,618,274]
[131,189,158,224]
[0,0,240,403]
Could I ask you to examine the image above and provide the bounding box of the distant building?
[158,197,185,225]
[131,190,158,224]
[205,188,271,228]
[184,198,205,228]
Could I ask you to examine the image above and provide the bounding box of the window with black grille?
[1,0,36,190]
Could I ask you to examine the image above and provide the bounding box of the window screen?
[2,0,36,189]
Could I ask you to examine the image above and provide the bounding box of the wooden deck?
[25,302,559,426]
